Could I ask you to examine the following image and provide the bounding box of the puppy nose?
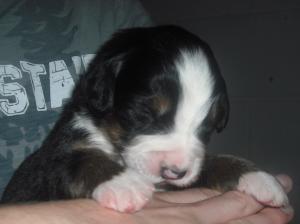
[160,166,187,180]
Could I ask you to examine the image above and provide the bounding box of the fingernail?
[276,174,293,193]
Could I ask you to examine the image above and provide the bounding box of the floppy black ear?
[77,28,145,117]
[75,52,124,117]
[87,64,115,116]
[210,93,230,133]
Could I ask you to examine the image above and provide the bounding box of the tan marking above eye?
[152,96,171,115]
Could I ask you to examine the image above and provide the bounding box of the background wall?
[140,0,299,223]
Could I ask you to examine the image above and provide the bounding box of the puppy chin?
[165,157,202,187]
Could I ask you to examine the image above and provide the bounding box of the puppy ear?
[77,53,123,117]
[87,65,115,115]
[210,93,230,133]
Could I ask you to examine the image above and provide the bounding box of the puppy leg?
[1,148,124,203]
[92,168,155,213]
[62,149,125,199]
[62,149,155,212]
[2,148,154,212]
[192,154,289,207]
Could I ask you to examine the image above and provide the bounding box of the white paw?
[237,171,289,207]
[92,169,155,213]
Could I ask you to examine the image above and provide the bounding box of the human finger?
[275,174,293,193]
[229,206,294,224]
[152,188,220,204]
[190,191,264,224]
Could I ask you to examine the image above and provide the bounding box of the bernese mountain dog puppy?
[1,25,288,213]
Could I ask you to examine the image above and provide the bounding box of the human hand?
[133,174,294,224]
[227,174,294,224]
[1,175,292,224]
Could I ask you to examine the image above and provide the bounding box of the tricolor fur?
[1,26,288,213]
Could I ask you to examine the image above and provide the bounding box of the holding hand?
[0,175,293,224]
[134,174,294,224]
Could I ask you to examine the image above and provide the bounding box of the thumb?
[154,188,221,204]
[192,191,264,224]
[275,174,293,193]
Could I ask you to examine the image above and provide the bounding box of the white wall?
[141,0,300,222]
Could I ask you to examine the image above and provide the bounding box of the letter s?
[0,65,29,116]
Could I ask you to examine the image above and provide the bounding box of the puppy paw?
[92,169,154,213]
[237,171,289,207]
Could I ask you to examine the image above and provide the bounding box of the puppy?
[1,25,288,212]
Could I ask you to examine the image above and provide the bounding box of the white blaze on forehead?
[124,49,215,185]
[175,50,215,136]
